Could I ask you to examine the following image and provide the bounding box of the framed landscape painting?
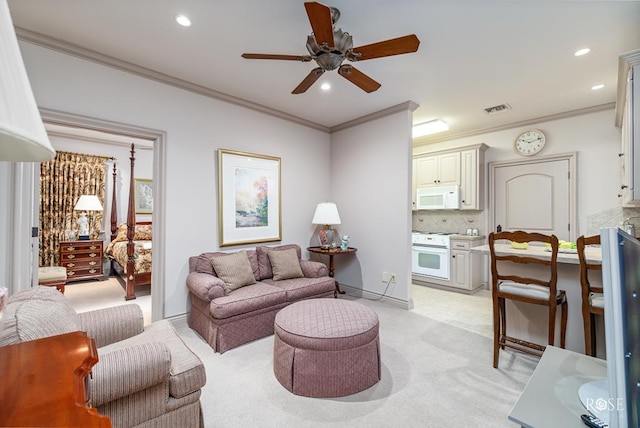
[218,149,281,246]
[134,178,153,214]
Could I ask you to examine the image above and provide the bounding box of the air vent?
[484,103,511,115]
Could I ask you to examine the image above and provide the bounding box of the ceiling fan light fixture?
[176,15,191,27]
[574,47,591,56]
[412,119,449,138]
[320,82,331,91]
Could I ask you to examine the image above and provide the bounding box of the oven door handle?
[412,244,448,251]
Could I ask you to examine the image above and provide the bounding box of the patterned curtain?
[40,151,109,266]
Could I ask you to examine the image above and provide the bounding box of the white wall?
[16,42,331,317]
[415,108,622,236]
[331,109,414,305]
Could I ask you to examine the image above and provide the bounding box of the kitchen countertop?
[471,243,601,264]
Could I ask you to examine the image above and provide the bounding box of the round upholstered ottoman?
[273,298,380,398]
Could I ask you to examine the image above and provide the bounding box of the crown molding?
[330,101,419,133]
[413,103,615,147]
[16,28,330,133]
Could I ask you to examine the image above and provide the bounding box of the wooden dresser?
[60,240,104,282]
[0,331,111,427]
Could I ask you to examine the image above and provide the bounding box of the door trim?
[38,108,167,322]
[488,152,578,241]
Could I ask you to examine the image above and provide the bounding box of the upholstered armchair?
[0,286,206,427]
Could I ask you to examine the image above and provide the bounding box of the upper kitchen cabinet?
[415,152,460,188]
[413,143,488,210]
[618,51,640,207]
[460,145,488,210]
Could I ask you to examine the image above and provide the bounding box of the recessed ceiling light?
[176,15,191,27]
[574,47,591,56]
[412,119,449,138]
[591,84,605,90]
[320,82,331,91]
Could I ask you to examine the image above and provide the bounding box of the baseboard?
[167,313,188,326]
[341,284,413,310]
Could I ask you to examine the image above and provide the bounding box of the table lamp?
[0,0,56,162]
[312,202,341,248]
[74,195,103,240]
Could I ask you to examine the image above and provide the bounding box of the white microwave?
[416,185,460,210]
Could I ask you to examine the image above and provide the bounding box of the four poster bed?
[105,144,152,300]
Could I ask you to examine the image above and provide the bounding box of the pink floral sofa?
[186,244,335,353]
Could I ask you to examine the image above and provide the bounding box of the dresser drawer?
[60,250,101,262]
[66,267,102,279]
[60,242,101,253]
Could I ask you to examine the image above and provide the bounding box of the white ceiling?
[8,0,640,142]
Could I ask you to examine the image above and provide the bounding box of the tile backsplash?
[587,206,640,236]
[412,206,640,238]
[412,210,484,235]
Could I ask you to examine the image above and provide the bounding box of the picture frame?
[218,149,281,247]
[134,178,153,214]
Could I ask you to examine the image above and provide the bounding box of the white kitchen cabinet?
[413,143,487,210]
[450,237,483,291]
[619,57,640,207]
[414,152,460,188]
[460,146,487,210]
[411,158,417,210]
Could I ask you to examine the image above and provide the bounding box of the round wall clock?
[513,129,546,156]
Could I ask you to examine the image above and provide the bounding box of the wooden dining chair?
[576,234,604,356]
[488,230,568,368]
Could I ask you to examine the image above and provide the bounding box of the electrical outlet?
[382,271,397,283]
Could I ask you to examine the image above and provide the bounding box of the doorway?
[489,153,577,241]
[37,108,166,322]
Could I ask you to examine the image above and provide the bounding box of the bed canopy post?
[110,161,118,243]
[125,144,137,300]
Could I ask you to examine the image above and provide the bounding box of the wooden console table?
[0,331,111,427]
[307,246,357,297]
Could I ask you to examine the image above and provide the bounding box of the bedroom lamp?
[0,0,56,162]
[74,195,103,240]
[312,202,341,248]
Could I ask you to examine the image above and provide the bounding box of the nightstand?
[59,240,104,282]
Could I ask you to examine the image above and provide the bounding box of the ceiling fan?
[241,2,420,94]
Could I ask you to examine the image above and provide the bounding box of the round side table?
[306,246,357,297]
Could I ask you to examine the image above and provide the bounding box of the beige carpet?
[64,278,537,426]
[173,289,538,427]
[64,277,152,326]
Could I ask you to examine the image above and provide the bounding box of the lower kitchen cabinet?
[450,237,483,291]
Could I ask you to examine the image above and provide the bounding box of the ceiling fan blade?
[349,34,420,61]
[338,65,381,93]
[242,53,313,62]
[304,2,334,48]
[292,67,325,94]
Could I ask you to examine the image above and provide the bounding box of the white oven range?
[411,232,453,280]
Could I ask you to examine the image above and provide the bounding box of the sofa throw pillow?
[268,248,304,281]
[210,251,257,291]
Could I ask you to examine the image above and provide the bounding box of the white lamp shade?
[312,202,341,225]
[0,0,56,162]
[74,195,103,211]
